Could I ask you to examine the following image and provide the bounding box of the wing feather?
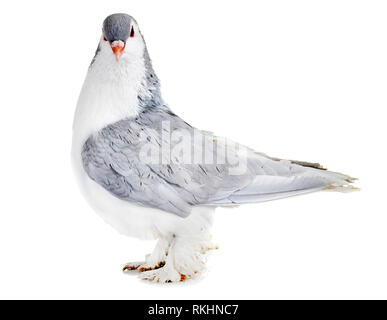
[82,107,355,217]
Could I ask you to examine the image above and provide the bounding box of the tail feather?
[206,160,358,207]
[208,186,326,206]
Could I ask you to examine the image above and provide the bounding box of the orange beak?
[110,40,125,62]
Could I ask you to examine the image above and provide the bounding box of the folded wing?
[82,107,356,217]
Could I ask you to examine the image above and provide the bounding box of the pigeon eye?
[103,36,107,41]
[130,26,135,38]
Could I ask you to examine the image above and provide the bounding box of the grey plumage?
[138,48,163,109]
[82,105,348,217]
[103,13,133,43]
[81,106,247,217]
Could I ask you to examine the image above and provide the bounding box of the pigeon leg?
[139,236,181,283]
[140,234,207,283]
[123,237,170,272]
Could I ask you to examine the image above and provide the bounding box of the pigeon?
[72,13,357,283]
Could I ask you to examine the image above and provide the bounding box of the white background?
[0,0,386,299]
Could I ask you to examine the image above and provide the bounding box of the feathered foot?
[140,264,183,283]
[123,237,169,272]
[139,234,209,283]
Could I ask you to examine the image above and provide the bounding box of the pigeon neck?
[73,52,149,145]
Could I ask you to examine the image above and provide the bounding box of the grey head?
[91,13,146,64]
[103,13,134,43]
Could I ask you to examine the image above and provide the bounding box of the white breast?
[72,47,147,146]
[71,44,160,239]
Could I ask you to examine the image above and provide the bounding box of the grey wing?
[82,125,192,217]
[82,108,205,217]
[82,107,355,217]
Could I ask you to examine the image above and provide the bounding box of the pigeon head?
[100,13,145,62]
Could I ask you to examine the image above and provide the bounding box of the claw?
[123,261,166,273]
[123,265,138,271]
[138,261,165,272]
[122,261,144,272]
